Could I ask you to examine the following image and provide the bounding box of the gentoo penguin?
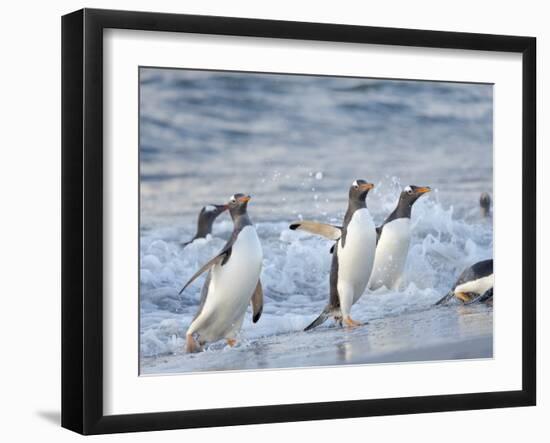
[479,192,492,218]
[179,194,263,353]
[290,179,376,330]
[182,204,227,247]
[435,259,493,305]
[368,185,431,291]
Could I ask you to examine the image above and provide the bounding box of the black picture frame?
[62,8,536,435]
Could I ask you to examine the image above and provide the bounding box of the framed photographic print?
[61,8,536,435]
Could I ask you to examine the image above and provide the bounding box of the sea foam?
[140,187,492,359]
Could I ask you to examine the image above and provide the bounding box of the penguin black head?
[479,192,491,217]
[398,185,431,208]
[348,179,375,203]
[226,193,251,219]
[192,203,228,239]
[200,204,227,221]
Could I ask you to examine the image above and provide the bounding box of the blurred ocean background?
[139,68,493,374]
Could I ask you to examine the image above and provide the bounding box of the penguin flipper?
[289,220,342,241]
[375,226,382,245]
[178,248,232,295]
[251,280,263,323]
[435,290,455,306]
[478,287,494,303]
[304,307,331,331]
[463,287,494,305]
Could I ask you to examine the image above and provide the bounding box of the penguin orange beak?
[360,183,375,191]
[416,186,431,194]
[238,195,251,203]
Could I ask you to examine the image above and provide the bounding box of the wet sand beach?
[141,303,492,374]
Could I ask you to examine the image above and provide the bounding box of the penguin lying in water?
[289,180,377,330]
[179,194,263,353]
[435,259,493,306]
[368,185,431,291]
[182,204,227,247]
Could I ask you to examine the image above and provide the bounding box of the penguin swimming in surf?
[179,194,263,353]
[182,204,227,247]
[368,185,431,291]
[290,180,377,330]
[435,259,493,306]
[480,192,492,218]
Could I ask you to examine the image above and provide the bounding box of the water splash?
[140,184,492,359]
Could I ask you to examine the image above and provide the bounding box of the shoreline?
[141,306,493,375]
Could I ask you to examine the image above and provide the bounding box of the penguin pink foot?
[186,334,202,353]
[343,316,363,328]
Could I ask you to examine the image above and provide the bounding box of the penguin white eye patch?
[404,185,413,193]
[352,180,359,187]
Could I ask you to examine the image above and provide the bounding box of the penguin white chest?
[369,217,411,290]
[455,274,494,295]
[337,208,377,300]
[192,226,263,340]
